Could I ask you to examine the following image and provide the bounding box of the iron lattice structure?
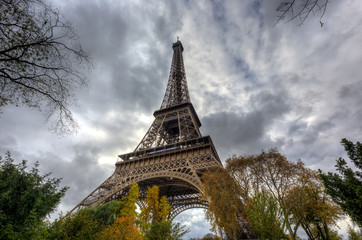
[71,40,222,218]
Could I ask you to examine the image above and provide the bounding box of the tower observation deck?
[72,39,222,218]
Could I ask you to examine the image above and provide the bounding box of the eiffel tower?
[71,39,222,218]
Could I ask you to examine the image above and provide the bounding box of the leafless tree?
[0,0,92,134]
[275,0,329,26]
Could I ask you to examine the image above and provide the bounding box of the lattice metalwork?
[160,40,190,109]
[135,103,202,151]
[72,40,222,219]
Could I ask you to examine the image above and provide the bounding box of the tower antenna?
[71,39,222,220]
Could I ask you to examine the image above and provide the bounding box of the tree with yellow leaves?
[202,149,343,240]
[96,215,143,240]
[285,173,343,240]
[117,183,140,218]
[140,185,189,240]
[140,185,171,225]
[201,167,255,239]
[95,183,143,240]
[48,183,188,239]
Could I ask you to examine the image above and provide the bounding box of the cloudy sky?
[1,0,362,238]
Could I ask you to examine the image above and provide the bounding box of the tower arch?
[71,40,222,217]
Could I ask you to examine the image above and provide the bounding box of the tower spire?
[71,40,222,221]
[160,40,190,109]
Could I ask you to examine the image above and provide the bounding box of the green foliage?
[204,149,343,240]
[1,209,51,240]
[319,138,362,227]
[48,211,103,240]
[48,183,140,239]
[0,151,67,239]
[245,191,285,240]
[80,183,139,226]
[47,183,188,240]
[326,229,343,240]
[170,221,191,240]
[144,220,190,240]
[347,225,362,240]
[0,154,189,239]
[80,200,121,226]
[225,149,307,239]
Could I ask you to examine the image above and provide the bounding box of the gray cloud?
[202,89,291,160]
[1,0,362,238]
[62,0,181,114]
[32,144,113,209]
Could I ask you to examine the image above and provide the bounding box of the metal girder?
[71,141,222,214]
[160,40,190,109]
[72,40,222,219]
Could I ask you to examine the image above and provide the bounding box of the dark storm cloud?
[0,106,56,157]
[31,144,114,208]
[339,81,362,101]
[250,89,291,117]
[0,107,113,209]
[37,0,186,210]
[1,0,362,237]
[86,112,150,155]
[288,121,307,135]
[202,89,291,160]
[45,0,187,161]
[203,111,265,148]
[63,0,182,114]
[287,119,334,143]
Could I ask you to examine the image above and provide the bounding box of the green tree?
[0,0,91,134]
[327,229,343,240]
[225,149,306,239]
[48,211,103,240]
[169,221,190,240]
[245,190,285,240]
[50,183,141,239]
[145,220,189,240]
[347,225,362,240]
[319,139,362,227]
[80,200,121,226]
[80,183,139,226]
[48,183,188,240]
[0,151,67,239]
[212,149,342,240]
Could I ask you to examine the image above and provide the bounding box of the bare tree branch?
[0,0,92,134]
[274,0,329,26]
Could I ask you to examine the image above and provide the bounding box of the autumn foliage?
[202,167,253,239]
[202,148,344,240]
[46,183,188,240]
[96,216,142,240]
